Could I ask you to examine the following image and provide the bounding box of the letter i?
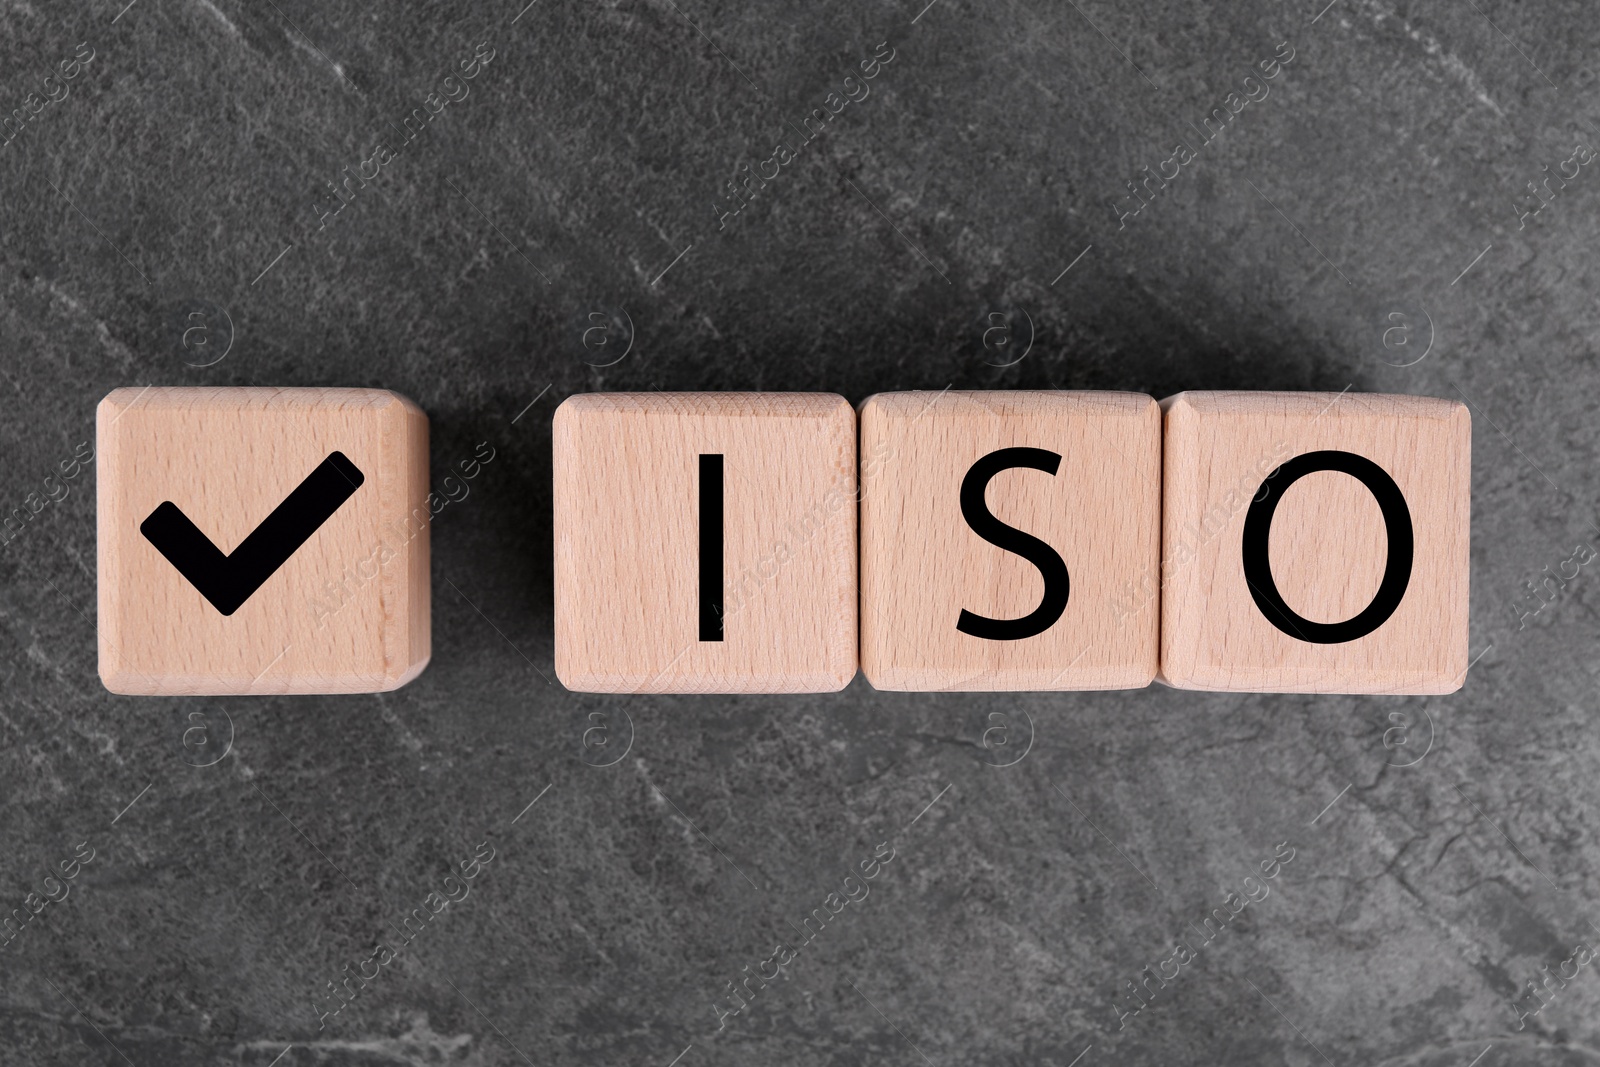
[699,454,724,641]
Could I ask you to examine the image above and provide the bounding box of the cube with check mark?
[97,387,431,694]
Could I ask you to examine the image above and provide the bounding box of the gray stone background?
[2,0,1598,1063]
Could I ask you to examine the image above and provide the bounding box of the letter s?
[955,448,1070,641]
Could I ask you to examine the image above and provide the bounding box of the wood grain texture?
[1158,391,1470,694]
[859,391,1160,691]
[97,387,430,695]
[553,393,857,693]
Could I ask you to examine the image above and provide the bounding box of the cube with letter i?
[1158,391,1470,693]
[858,391,1162,690]
[97,387,431,695]
[553,393,858,693]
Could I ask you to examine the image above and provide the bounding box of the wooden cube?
[553,393,856,693]
[1159,391,1470,693]
[859,391,1161,690]
[97,387,430,695]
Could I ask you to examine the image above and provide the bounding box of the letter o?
[1241,450,1413,644]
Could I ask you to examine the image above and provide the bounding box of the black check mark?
[140,451,365,616]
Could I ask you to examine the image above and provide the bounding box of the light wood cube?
[553,393,857,693]
[859,391,1161,691]
[97,387,430,695]
[1159,391,1470,694]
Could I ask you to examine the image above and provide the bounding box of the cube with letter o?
[1159,391,1470,693]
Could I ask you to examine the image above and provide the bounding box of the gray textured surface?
[3,0,1600,1064]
